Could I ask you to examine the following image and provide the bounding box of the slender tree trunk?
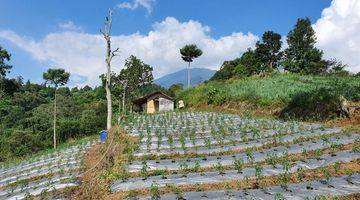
[53,88,57,149]
[187,61,191,88]
[122,87,126,114]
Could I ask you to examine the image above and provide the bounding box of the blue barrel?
[99,130,107,143]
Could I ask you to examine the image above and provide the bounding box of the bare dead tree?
[101,9,120,130]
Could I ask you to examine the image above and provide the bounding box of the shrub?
[280,87,344,120]
[206,87,227,105]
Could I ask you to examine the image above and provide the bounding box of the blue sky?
[0,0,359,86]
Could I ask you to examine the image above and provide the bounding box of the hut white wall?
[159,97,174,112]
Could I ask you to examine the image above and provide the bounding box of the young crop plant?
[251,127,260,139]
[333,162,341,174]
[233,158,244,174]
[279,161,292,190]
[315,149,323,160]
[157,133,163,151]
[240,132,248,143]
[297,167,305,182]
[266,153,279,168]
[246,149,255,163]
[127,190,139,199]
[141,161,149,180]
[322,168,332,185]
[150,183,161,200]
[193,160,201,172]
[146,135,152,152]
[254,164,263,188]
[167,134,174,150]
[179,160,188,177]
[215,161,225,175]
[204,137,212,149]
[190,129,196,147]
[274,193,285,200]
[179,134,187,152]
[302,148,308,156]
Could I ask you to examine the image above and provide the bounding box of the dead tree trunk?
[101,9,119,130]
[122,84,126,114]
[53,87,57,149]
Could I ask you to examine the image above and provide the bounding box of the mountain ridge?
[154,68,216,88]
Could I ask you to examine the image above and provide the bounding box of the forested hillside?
[0,50,167,163]
[0,79,107,162]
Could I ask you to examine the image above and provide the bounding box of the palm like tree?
[43,68,70,149]
[180,44,202,88]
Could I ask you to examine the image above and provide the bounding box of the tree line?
[210,18,354,81]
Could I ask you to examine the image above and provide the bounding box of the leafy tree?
[1,77,22,96]
[210,59,240,81]
[255,31,282,71]
[234,49,262,77]
[43,68,70,149]
[180,44,203,88]
[168,83,183,97]
[211,48,261,81]
[116,55,154,109]
[327,59,350,76]
[282,18,328,74]
[0,45,11,78]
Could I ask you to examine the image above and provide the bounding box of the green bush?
[206,87,227,105]
[280,88,341,120]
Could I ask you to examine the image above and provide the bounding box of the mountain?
[154,68,216,88]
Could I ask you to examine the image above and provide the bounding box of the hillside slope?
[178,73,360,119]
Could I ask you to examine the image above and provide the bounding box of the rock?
[339,96,350,118]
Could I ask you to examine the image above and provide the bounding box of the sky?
[0,0,359,87]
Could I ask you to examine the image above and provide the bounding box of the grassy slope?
[179,73,360,108]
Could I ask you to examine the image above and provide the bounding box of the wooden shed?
[132,91,175,114]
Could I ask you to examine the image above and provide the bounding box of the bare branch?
[110,47,120,60]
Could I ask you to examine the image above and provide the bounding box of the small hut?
[132,91,174,114]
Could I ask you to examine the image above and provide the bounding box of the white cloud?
[313,0,360,73]
[58,21,83,32]
[0,17,258,87]
[118,0,155,14]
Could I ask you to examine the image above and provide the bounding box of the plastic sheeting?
[111,149,360,191]
[141,174,360,200]
[128,134,357,172]
[0,140,96,200]
[134,128,342,156]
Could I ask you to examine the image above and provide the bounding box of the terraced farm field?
[0,140,96,200]
[110,112,360,199]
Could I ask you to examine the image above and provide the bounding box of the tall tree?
[0,45,12,79]
[100,9,119,130]
[210,48,261,81]
[255,31,282,71]
[180,44,202,88]
[0,46,12,98]
[117,55,154,106]
[234,49,262,77]
[282,18,328,74]
[43,68,70,149]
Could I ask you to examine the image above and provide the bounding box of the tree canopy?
[0,45,12,78]
[43,68,70,88]
[180,44,203,63]
[255,31,282,71]
[282,18,328,74]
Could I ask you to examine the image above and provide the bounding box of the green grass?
[179,73,360,108]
